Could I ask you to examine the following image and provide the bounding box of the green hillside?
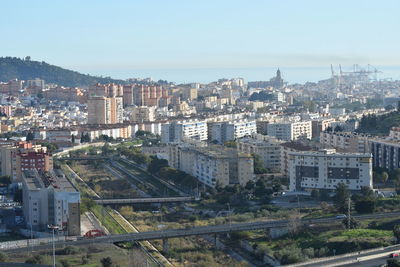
[0,57,125,87]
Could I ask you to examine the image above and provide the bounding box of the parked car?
[335,214,347,219]
[389,252,399,258]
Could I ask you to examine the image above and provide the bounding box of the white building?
[209,120,257,144]
[267,121,312,141]
[168,143,254,188]
[21,169,80,236]
[288,149,373,191]
[161,120,208,143]
[320,131,370,153]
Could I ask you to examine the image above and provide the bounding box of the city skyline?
[2,0,400,83]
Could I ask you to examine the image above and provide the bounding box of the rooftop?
[22,169,77,192]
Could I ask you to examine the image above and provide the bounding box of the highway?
[4,211,400,253]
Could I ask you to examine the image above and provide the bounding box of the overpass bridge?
[94,196,199,205]
[3,211,400,253]
[55,157,109,161]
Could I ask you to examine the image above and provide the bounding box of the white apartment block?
[209,120,257,144]
[289,149,373,191]
[22,169,80,235]
[168,143,254,188]
[237,134,283,172]
[267,121,312,141]
[161,120,208,143]
[320,131,370,153]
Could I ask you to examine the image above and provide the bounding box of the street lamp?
[48,224,60,267]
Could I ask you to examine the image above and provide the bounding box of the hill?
[0,57,126,87]
[357,110,400,135]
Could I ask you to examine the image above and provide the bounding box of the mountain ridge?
[0,57,126,87]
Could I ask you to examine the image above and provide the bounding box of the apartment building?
[16,151,53,182]
[89,83,123,98]
[22,169,80,235]
[129,106,156,123]
[168,143,254,188]
[281,142,313,177]
[87,96,123,124]
[0,141,48,181]
[161,120,208,143]
[320,131,370,153]
[267,121,312,141]
[134,85,169,107]
[237,134,284,172]
[289,149,373,191]
[208,120,257,144]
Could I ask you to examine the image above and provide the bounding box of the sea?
[93,66,400,85]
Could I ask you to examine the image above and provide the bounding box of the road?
[289,245,400,267]
[4,211,400,253]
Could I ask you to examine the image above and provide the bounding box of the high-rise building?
[133,85,169,107]
[89,83,123,98]
[87,96,123,124]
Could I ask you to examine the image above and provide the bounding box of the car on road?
[389,252,400,258]
[335,214,347,219]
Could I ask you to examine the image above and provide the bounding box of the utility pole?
[227,203,231,228]
[48,225,60,267]
[347,195,351,229]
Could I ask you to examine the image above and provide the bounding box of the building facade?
[288,149,373,191]
[237,134,283,172]
[161,120,208,143]
[267,121,312,141]
[209,120,257,144]
[168,143,254,188]
[22,169,80,235]
[87,96,123,124]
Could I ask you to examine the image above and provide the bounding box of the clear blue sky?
[1,0,400,83]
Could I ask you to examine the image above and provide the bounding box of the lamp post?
[48,224,60,267]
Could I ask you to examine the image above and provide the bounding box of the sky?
[1,0,400,83]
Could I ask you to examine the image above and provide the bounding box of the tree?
[147,156,168,174]
[391,169,400,185]
[333,183,350,213]
[224,140,237,148]
[0,175,12,186]
[252,153,267,174]
[354,198,376,214]
[26,132,34,141]
[101,143,113,155]
[13,188,22,202]
[311,189,320,200]
[0,252,7,262]
[342,217,359,229]
[387,259,400,267]
[393,224,400,244]
[382,171,389,185]
[334,125,343,132]
[100,257,113,267]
